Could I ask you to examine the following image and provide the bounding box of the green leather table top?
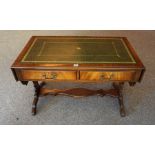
[21,37,136,64]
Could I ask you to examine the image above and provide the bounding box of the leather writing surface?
[21,37,136,64]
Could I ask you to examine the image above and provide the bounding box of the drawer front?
[80,71,138,81]
[20,70,77,81]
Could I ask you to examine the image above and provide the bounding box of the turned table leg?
[113,82,126,117]
[32,81,40,115]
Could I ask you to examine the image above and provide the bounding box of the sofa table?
[11,36,145,117]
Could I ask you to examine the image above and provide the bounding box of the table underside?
[21,37,136,64]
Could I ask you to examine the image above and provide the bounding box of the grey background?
[0,30,155,125]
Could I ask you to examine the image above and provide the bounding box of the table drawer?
[20,70,77,81]
[80,71,138,81]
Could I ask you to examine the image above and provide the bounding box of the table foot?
[119,96,126,117]
[32,98,38,115]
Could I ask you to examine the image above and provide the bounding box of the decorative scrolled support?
[31,81,126,117]
[39,87,119,98]
[21,81,28,85]
[129,82,136,86]
[32,81,46,115]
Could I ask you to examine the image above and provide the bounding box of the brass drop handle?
[51,73,57,79]
[100,73,114,80]
[100,74,105,80]
[42,72,57,79]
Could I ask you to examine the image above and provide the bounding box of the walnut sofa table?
[11,36,145,117]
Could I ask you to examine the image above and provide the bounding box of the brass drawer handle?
[100,73,114,80]
[42,72,57,79]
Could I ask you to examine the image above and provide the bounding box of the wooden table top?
[11,36,144,70]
